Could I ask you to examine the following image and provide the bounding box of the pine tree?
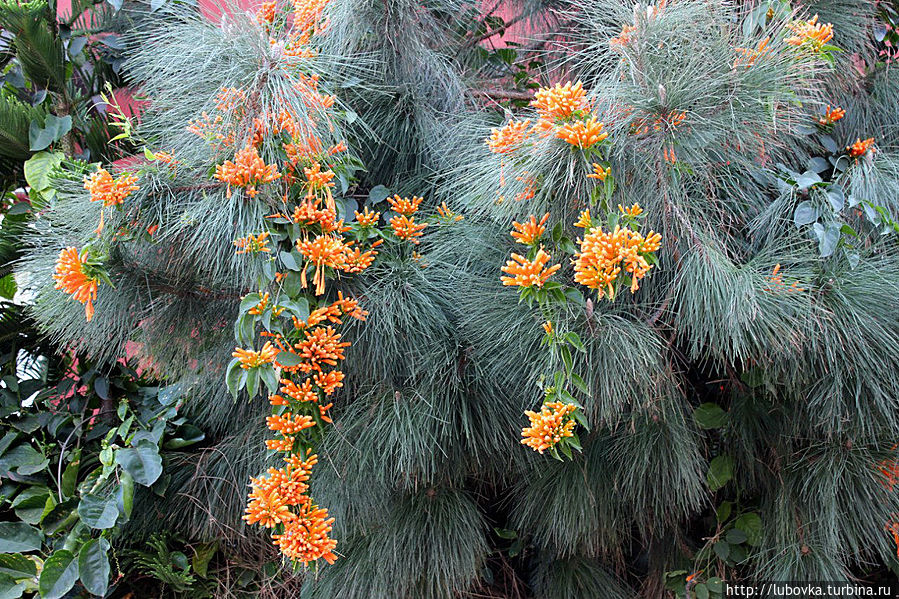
[17,0,899,596]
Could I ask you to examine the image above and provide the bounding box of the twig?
[468,88,535,101]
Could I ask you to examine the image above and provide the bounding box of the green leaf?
[706,455,734,491]
[0,554,36,578]
[23,152,63,201]
[225,357,243,398]
[0,524,41,553]
[114,440,163,486]
[77,493,119,530]
[191,541,218,578]
[38,550,78,599]
[0,572,25,599]
[493,528,517,540]
[716,501,732,523]
[695,582,709,599]
[275,351,304,368]
[163,424,205,449]
[11,487,52,525]
[279,251,299,271]
[120,471,134,519]
[693,403,727,429]
[725,528,748,544]
[368,185,390,203]
[78,539,110,596]
[793,201,817,227]
[0,275,17,300]
[733,512,763,546]
[713,540,730,560]
[564,332,586,353]
[28,115,72,152]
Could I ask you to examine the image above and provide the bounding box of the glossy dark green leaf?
[77,493,119,529]
[0,523,41,553]
[38,550,78,599]
[114,440,163,486]
[78,539,110,596]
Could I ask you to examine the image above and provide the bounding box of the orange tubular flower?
[390,215,427,244]
[587,163,611,181]
[500,248,561,288]
[271,501,338,564]
[280,378,319,403]
[556,116,608,149]
[355,207,380,227]
[244,485,292,528]
[342,246,378,273]
[521,401,577,454]
[510,213,550,245]
[248,292,270,315]
[267,412,316,435]
[733,37,770,68]
[817,105,845,126]
[313,370,344,395]
[232,341,278,369]
[53,247,100,321]
[303,162,336,210]
[293,326,350,373]
[542,320,553,335]
[234,232,272,255]
[785,15,833,51]
[609,24,637,49]
[387,195,423,216]
[573,222,661,299]
[437,202,463,222]
[84,168,139,207]
[215,144,281,198]
[486,120,532,154]
[257,0,277,24]
[619,203,643,218]
[574,209,592,229]
[296,234,348,295]
[847,137,876,158]
[531,81,588,120]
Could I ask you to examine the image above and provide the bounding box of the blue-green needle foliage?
[17,0,899,593]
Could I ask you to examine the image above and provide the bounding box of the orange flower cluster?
[531,81,588,120]
[847,137,875,158]
[53,247,100,321]
[556,116,609,149]
[244,454,337,564]
[214,144,282,198]
[388,195,427,244]
[573,209,662,299]
[817,105,845,126]
[234,232,272,254]
[267,412,316,435]
[84,168,139,207]
[232,341,278,369]
[296,234,350,295]
[733,37,771,68]
[485,82,609,155]
[302,162,336,210]
[766,264,804,293]
[521,401,577,454]
[289,326,350,373]
[437,202,463,222]
[785,15,833,51]
[510,213,549,245]
[609,24,637,49]
[500,248,561,288]
[355,207,380,227]
[587,163,611,181]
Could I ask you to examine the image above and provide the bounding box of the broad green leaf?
[114,440,163,486]
[23,152,63,195]
[77,494,119,530]
[693,403,727,429]
[0,572,26,599]
[38,550,78,599]
[793,201,817,227]
[28,115,72,152]
[725,528,748,544]
[0,554,36,578]
[275,351,303,368]
[368,185,390,203]
[713,540,730,560]
[734,512,763,546]
[0,275,17,300]
[0,524,41,553]
[706,455,734,492]
[191,541,217,578]
[78,539,110,596]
